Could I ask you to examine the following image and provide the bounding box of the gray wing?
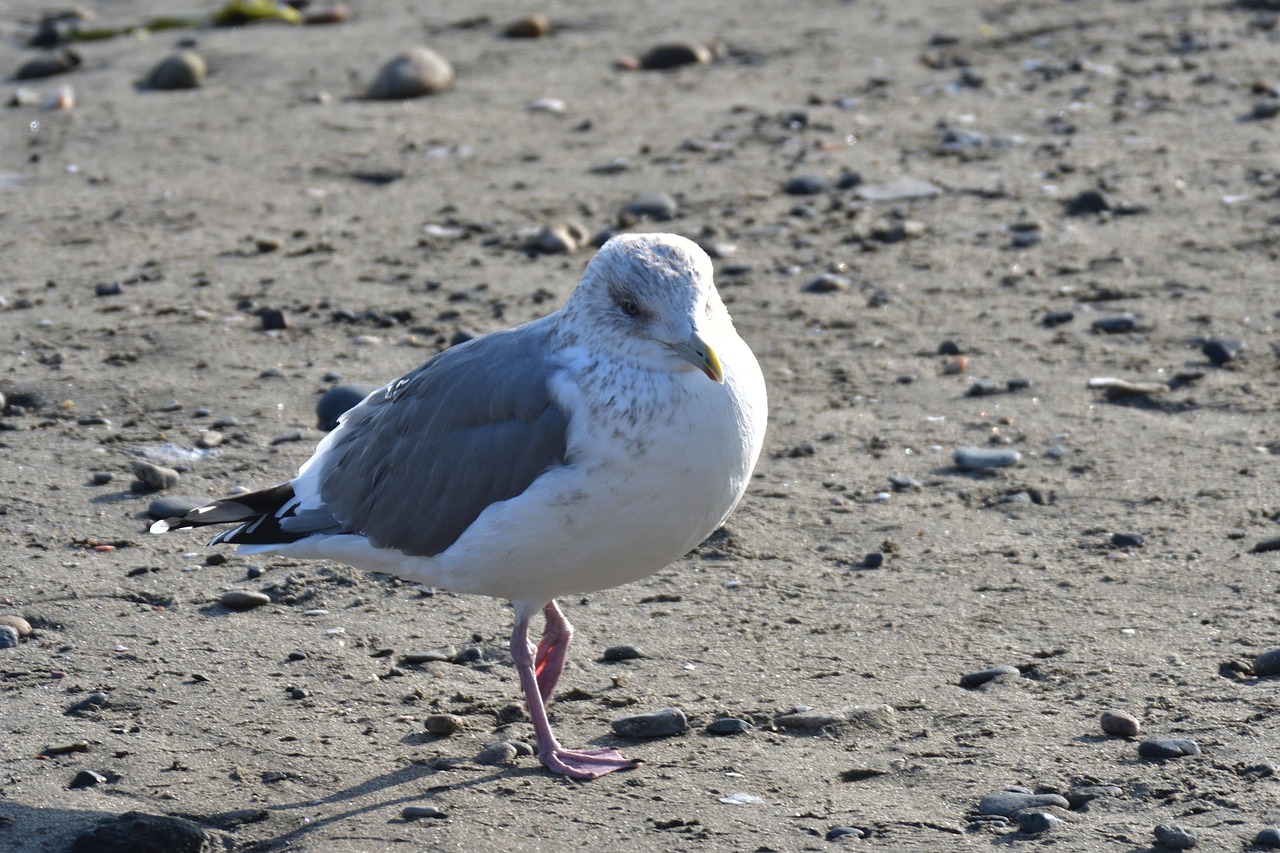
[315,323,570,557]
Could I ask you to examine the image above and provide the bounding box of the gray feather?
[317,323,570,556]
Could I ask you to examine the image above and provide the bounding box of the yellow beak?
[669,331,724,383]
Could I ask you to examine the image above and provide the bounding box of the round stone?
[132,461,180,491]
[638,42,712,70]
[219,590,271,610]
[706,717,752,736]
[366,47,454,100]
[1100,710,1141,737]
[0,614,33,638]
[1153,823,1197,849]
[0,625,19,649]
[1138,738,1200,759]
[611,707,687,738]
[316,384,378,431]
[602,644,643,661]
[623,192,678,221]
[1253,647,1280,677]
[960,664,1020,688]
[147,52,207,90]
[425,714,462,736]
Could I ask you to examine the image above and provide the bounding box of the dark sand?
[2,1,1279,850]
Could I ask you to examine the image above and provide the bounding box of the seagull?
[151,232,768,779]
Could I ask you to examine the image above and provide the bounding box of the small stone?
[91,471,114,485]
[196,431,222,449]
[259,308,287,330]
[611,707,687,738]
[1250,537,1280,554]
[952,447,1021,471]
[1015,811,1062,833]
[623,192,678,221]
[1110,532,1145,549]
[401,646,457,664]
[16,49,81,80]
[316,384,378,431]
[1065,188,1114,216]
[1255,827,1280,848]
[131,461,180,491]
[776,705,896,732]
[1253,647,1280,677]
[366,47,454,99]
[889,474,921,491]
[425,714,462,736]
[1041,309,1075,327]
[503,13,550,38]
[1202,337,1245,366]
[965,378,1002,397]
[95,281,123,297]
[802,274,852,293]
[452,645,483,664]
[146,495,205,521]
[287,686,308,700]
[706,717,752,736]
[1153,823,1197,849]
[977,790,1070,817]
[402,804,447,820]
[1087,376,1169,399]
[960,664,1020,688]
[70,769,108,789]
[782,173,832,195]
[1100,710,1141,737]
[637,42,712,70]
[474,741,519,766]
[146,52,207,90]
[1251,99,1280,120]
[0,614,32,638]
[66,692,109,716]
[1065,785,1122,808]
[532,222,588,254]
[71,811,208,853]
[220,590,271,610]
[1138,738,1200,759]
[861,552,884,569]
[602,644,643,661]
[826,826,865,840]
[1091,313,1138,333]
[855,178,942,202]
[0,625,19,649]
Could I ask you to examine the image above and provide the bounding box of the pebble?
[1087,376,1169,400]
[1065,785,1122,808]
[889,474,921,491]
[802,274,852,293]
[977,790,1070,817]
[1015,811,1062,833]
[965,378,1002,397]
[132,461,180,491]
[425,714,463,735]
[503,13,550,38]
[91,471,114,485]
[43,741,90,756]
[1065,188,1114,216]
[1202,337,1245,366]
[960,664,1020,688]
[70,769,108,789]
[1100,710,1141,737]
[401,646,457,664]
[147,52,207,90]
[623,191,678,221]
[0,614,32,638]
[1153,823,1197,849]
[1251,99,1280,120]
[316,384,378,431]
[826,826,865,840]
[0,625,19,649]
[1253,647,1280,677]
[452,644,483,663]
[219,590,271,610]
[147,496,205,521]
[259,308,287,330]
[1041,309,1075,327]
[16,48,81,80]
[1091,313,1138,333]
[402,804,447,820]
[1250,537,1280,554]
[706,717,752,736]
[611,707,687,738]
[1138,738,1200,759]
[366,47,455,100]
[95,281,123,297]
[196,431,222,449]
[776,705,896,732]
[71,811,208,853]
[952,447,1021,471]
[854,178,942,202]
[782,173,832,195]
[532,222,588,254]
[1255,827,1280,848]
[636,42,713,70]
[861,552,884,569]
[1110,532,1145,549]
[66,691,109,716]
[287,686,308,700]
[474,741,519,766]
[602,644,643,661]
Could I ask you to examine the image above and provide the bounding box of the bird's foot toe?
[543,747,639,780]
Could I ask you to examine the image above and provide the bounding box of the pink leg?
[534,601,572,704]
[511,603,638,780]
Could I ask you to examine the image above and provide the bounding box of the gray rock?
[0,625,19,649]
[401,647,457,664]
[1065,785,1122,809]
[219,590,271,610]
[776,705,896,732]
[16,49,80,80]
[854,178,942,202]
[425,714,462,736]
[1253,647,1280,677]
[147,52,206,90]
[1202,337,1245,366]
[402,805,447,820]
[316,384,378,431]
[70,769,108,789]
[602,644,643,661]
[782,173,832,195]
[146,496,206,521]
[612,707,687,738]
[1153,823,1197,849]
[1110,532,1145,549]
[802,274,852,293]
[1138,738,1200,759]
[1015,811,1062,833]
[978,790,1070,817]
[1091,313,1138,333]
[474,741,519,766]
[960,664,1019,688]
[1065,188,1113,216]
[366,47,454,99]
[132,461,180,491]
[0,614,31,638]
[953,447,1021,471]
[66,692,109,716]
[1255,827,1280,848]
[826,826,865,840]
[1100,710,1140,737]
[638,42,712,70]
[71,811,208,853]
[706,717,752,736]
[623,192,678,221]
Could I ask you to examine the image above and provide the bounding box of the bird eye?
[621,299,641,317]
